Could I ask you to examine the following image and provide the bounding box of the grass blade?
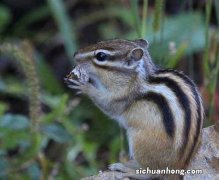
[47,0,77,63]
[208,48,219,122]
[214,0,219,32]
[141,0,148,38]
[153,0,164,32]
[129,0,141,38]
[203,0,212,77]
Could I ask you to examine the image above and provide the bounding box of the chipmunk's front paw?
[65,77,88,94]
[64,71,95,95]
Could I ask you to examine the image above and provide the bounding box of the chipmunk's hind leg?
[109,160,159,180]
[109,159,139,173]
[109,162,135,173]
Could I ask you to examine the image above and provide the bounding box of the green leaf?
[42,94,69,123]
[41,123,71,143]
[0,77,26,95]
[0,129,31,149]
[0,5,11,33]
[15,134,42,164]
[0,102,8,116]
[83,142,97,162]
[0,114,31,150]
[125,12,205,66]
[147,12,205,65]
[0,114,29,130]
[109,137,121,163]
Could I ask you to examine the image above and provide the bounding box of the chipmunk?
[65,39,204,180]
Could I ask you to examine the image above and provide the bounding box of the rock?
[185,125,219,179]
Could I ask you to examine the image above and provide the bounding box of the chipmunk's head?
[66,39,155,94]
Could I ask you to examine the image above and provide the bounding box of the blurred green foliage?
[0,4,11,33]
[0,0,218,179]
[48,0,77,61]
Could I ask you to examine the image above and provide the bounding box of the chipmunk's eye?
[95,52,107,61]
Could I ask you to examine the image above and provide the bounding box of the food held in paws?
[66,67,89,83]
[66,71,78,81]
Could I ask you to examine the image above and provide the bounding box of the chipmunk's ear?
[126,48,144,67]
[130,48,144,61]
[133,39,149,49]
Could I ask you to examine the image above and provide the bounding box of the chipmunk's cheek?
[89,73,107,91]
[88,75,99,88]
